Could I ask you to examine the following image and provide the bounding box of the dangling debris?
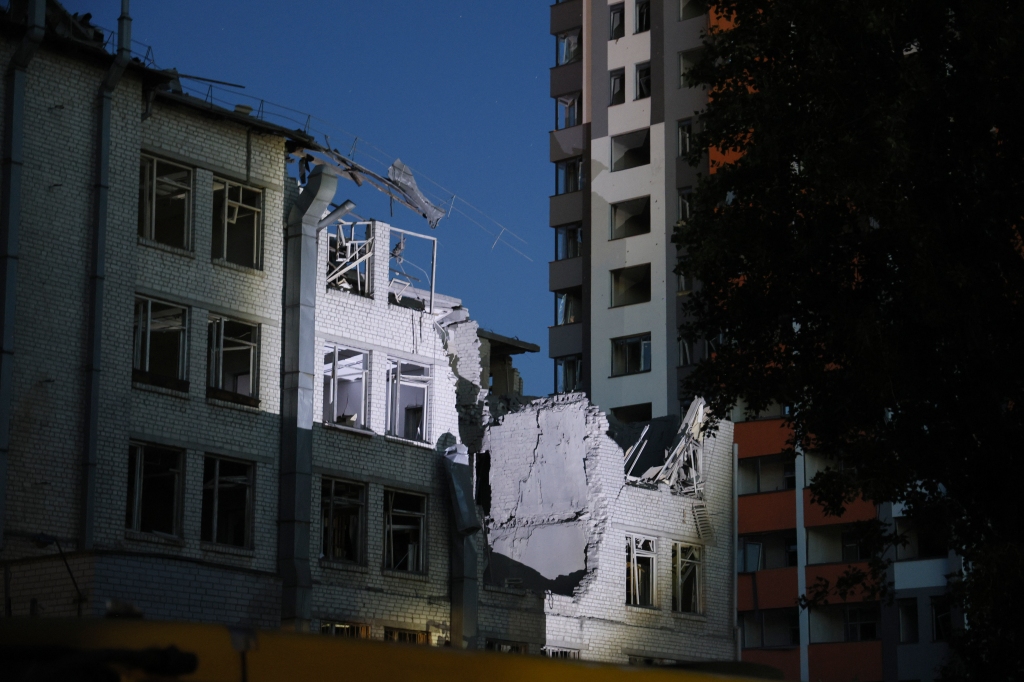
[388,159,445,228]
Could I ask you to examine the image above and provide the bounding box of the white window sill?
[207,396,261,413]
[137,236,195,258]
[319,559,369,573]
[212,257,264,275]
[200,542,254,558]
[384,435,434,450]
[323,422,374,437]
[625,603,660,612]
[132,381,190,400]
[671,611,707,622]
[382,568,429,582]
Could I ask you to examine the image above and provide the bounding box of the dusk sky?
[61,1,556,394]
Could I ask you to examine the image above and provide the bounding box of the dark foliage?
[675,1,1024,678]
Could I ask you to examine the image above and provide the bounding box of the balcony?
[808,641,882,682]
[803,488,876,527]
[734,418,792,458]
[805,561,875,602]
[738,490,797,535]
[550,60,583,98]
[549,257,583,292]
[550,0,582,36]
[551,125,586,163]
[549,322,583,358]
[550,191,584,226]
[738,566,798,611]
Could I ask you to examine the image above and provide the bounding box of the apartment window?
[611,264,651,307]
[738,454,797,494]
[556,93,580,130]
[212,178,262,269]
[609,3,624,39]
[678,337,694,367]
[485,639,528,654]
[125,443,182,536]
[138,154,191,250]
[385,360,430,442]
[678,119,693,157]
[672,544,702,613]
[543,647,581,659]
[680,0,707,21]
[738,531,798,571]
[612,333,652,376]
[626,534,656,607]
[741,608,800,648]
[384,627,430,645]
[611,128,651,171]
[555,157,584,195]
[677,271,695,293]
[841,528,866,562]
[931,596,951,642]
[635,62,652,100]
[321,621,370,638]
[895,518,948,560]
[679,49,703,89]
[556,29,581,66]
[609,68,626,106]
[844,604,881,641]
[555,354,583,394]
[321,479,365,564]
[201,456,253,548]
[610,197,651,239]
[132,297,188,392]
[898,598,919,643]
[207,316,259,405]
[323,344,368,429]
[678,187,693,222]
[384,490,426,573]
[555,289,582,325]
[635,0,651,32]
[555,223,582,260]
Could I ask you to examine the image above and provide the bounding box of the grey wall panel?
[551,126,587,162]
[549,323,584,359]
[590,0,609,140]
[551,62,584,98]
[550,191,585,226]
[651,0,665,125]
[550,257,584,292]
[551,0,584,35]
[676,155,701,188]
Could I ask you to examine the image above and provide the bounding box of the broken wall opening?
[326,221,374,296]
[387,227,436,313]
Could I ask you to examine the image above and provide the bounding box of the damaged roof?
[477,329,540,356]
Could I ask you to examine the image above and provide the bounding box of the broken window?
[138,154,191,250]
[555,223,582,260]
[212,178,262,269]
[555,157,584,195]
[612,403,652,423]
[844,604,881,641]
[678,119,693,156]
[635,0,651,32]
[555,354,583,393]
[384,627,430,645]
[133,296,188,391]
[611,128,651,171]
[555,288,582,325]
[384,490,426,573]
[321,478,365,564]
[898,598,919,643]
[680,0,707,21]
[207,316,259,405]
[543,647,581,659]
[321,621,370,638]
[612,333,651,376]
[626,534,656,607]
[741,608,800,648]
[679,48,703,88]
[327,221,374,296]
[485,639,528,654]
[672,544,701,613]
[323,344,368,429]
[678,187,693,222]
[609,68,626,106]
[635,62,652,100]
[931,596,951,641]
[385,360,430,442]
[201,456,253,548]
[556,29,581,66]
[609,3,624,39]
[738,454,797,494]
[556,94,580,130]
[611,263,651,307]
[125,442,182,537]
[610,196,651,239]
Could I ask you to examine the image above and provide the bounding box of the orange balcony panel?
[808,641,883,682]
[742,648,800,681]
[803,488,877,527]
[739,490,797,534]
[738,567,798,611]
[738,573,754,611]
[734,419,792,459]
[805,561,875,602]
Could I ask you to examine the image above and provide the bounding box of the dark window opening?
[898,598,919,643]
[612,403,652,424]
[844,604,881,642]
[635,62,652,100]
[323,345,368,429]
[555,157,584,195]
[207,316,259,406]
[611,128,651,171]
[738,453,797,495]
[555,288,583,325]
[609,68,626,106]
[212,178,262,269]
[125,443,182,537]
[384,490,426,572]
[626,535,656,607]
[611,196,651,239]
[321,622,370,638]
[556,29,581,66]
[485,639,528,654]
[678,187,693,222]
[931,596,952,642]
[475,452,491,515]
[612,333,651,376]
[611,263,651,307]
[384,628,430,645]
[133,297,188,392]
[321,478,365,564]
[841,528,867,563]
[635,0,651,33]
[741,608,800,648]
[139,155,191,250]
[738,531,798,571]
[609,3,625,39]
[201,456,253,548]
[555,223,582,260]
[556,94,580,130]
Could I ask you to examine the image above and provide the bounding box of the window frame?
[555,223,583,260]
[321,621,371,638]
[635,62,652,100]
[611,332,652,377]
[609,68,626,106]
[132,295,189,392]
[555,93,580,130]
[610,196,652,240]
[678,187,693,222]
[323,343,370,430]
[672,543,703,613]
[610,263,652,308]
[200,454,254,549]
[383,489,427,573]
[138,153,193,250]
[321,478,366,565]
[635,0,651,33]
[125,442,184,537]
[609,3,625,39]
[898,598,919,644]
[844,603,881,642]
[555,354,583,394]
[555,289,583,326]
[611,128,651,172]
[385,359,431,442]
[384,627,431,645]
[207,315,260,406]
[555,157,584,195]
[626,533,657,607]
[555,29,582,66]
[212,177,264,270]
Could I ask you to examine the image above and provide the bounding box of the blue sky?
[62,1,556,395]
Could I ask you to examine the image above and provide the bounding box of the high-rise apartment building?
[547,0,708,422]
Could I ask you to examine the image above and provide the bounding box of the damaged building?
[0,0,737,667]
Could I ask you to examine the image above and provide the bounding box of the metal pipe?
[81,0,132,550]
[0,0,46,550]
